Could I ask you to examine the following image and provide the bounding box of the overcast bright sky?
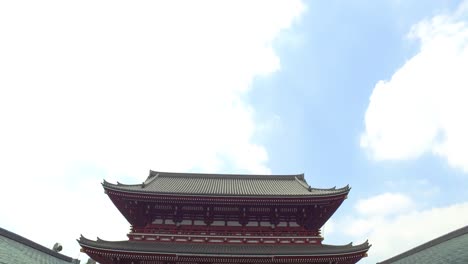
[1,1,468,263]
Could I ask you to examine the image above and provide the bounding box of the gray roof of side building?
[103,170,350,197]
[0,227,79,264]
[377,225,468,264]
[78,236,370,257]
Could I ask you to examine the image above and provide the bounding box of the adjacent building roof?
[378,225,468,264]
[0,227,79,264]
[103,170,350,197]
[78,236,370,257]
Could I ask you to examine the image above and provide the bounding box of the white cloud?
[0,0,305,260]
[322,219,335,236]
[355,192,414,217]
[342,194,468,264]
[361,1,468,172]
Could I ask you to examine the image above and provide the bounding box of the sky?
[1,1,468,263]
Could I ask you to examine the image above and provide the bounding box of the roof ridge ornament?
[143,170,160,188]
[294,176,310,190]
[149,170,158,178]
[296,173,305,180]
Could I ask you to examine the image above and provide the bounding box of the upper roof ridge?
[153,170,304,180]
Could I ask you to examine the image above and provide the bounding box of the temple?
[78,171,370,264]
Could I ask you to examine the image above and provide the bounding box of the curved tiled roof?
[103,170,350,197]
[377,225,468,264]
[0,227,78,264]
[78,236,370,256]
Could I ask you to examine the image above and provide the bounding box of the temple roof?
[377,225,468,264]
[78,236,370,257]
[0,227,78,264]
[103,170,350,197]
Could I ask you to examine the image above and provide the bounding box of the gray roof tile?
[78,236,370,256]
[0,227,78,264]
[103,171,349,197]
[378,225,468,264]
